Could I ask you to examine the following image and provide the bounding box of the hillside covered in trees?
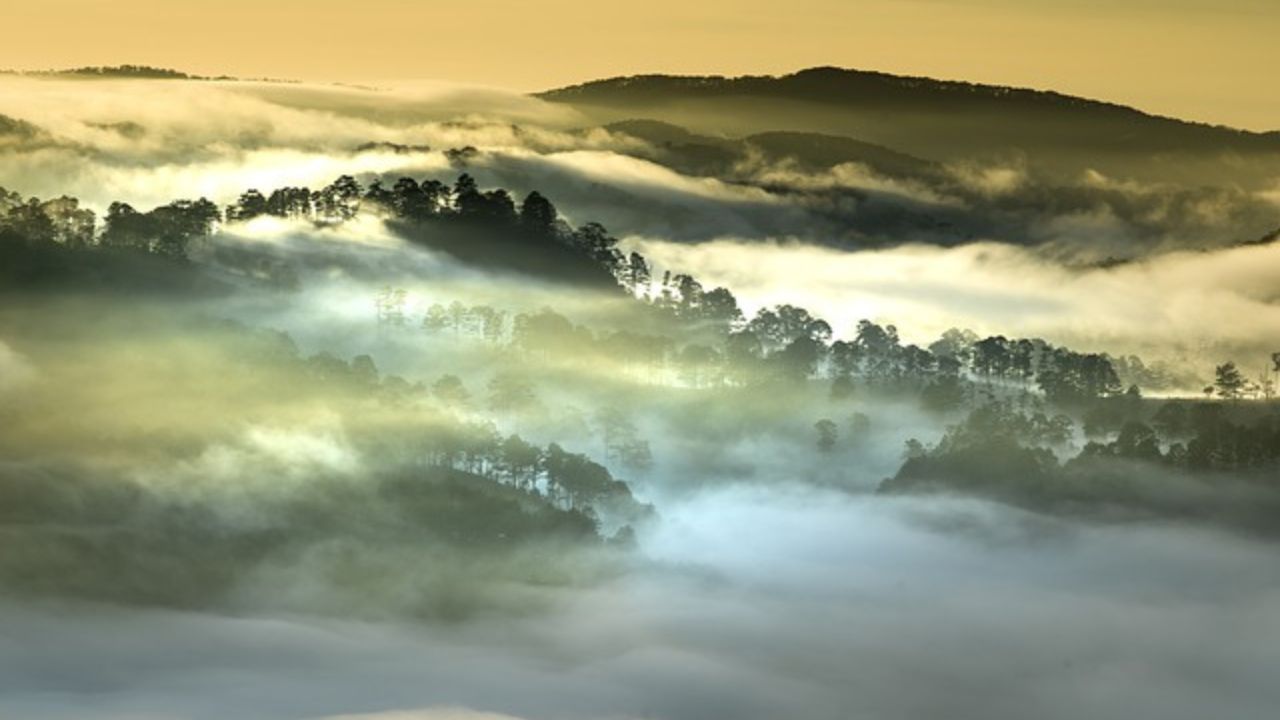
[540,66,1280,188]
[5,171,1279,547]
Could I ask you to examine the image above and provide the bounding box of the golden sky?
[3,0,1277,130]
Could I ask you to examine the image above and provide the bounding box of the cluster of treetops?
[4,64,276,82]
[3,175,1276,408]
[884,391,1280,511]
[232,323,653,538]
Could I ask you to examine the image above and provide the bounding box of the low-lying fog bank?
[2,486,1277,720]
[632,236,1280,379]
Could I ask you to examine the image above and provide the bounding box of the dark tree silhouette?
[1215,362,1246,400]
[227,189,267,222]
[815,419,838,452]
[519,191,558,236]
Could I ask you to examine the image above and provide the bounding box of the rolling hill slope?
[542,67,1280,187]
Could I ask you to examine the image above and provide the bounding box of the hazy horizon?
[5,0,1279,131]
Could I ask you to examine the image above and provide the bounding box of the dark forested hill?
[601,119,939,180]
[541,67,1280,187]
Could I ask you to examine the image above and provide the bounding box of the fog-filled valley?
[1,68,1279,719]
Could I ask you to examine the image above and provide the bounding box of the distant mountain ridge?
[0,64,211,80]
[539,67,1280,189]
[541,66,1275,137]
[0,64,295,84]
[57,65,202,79]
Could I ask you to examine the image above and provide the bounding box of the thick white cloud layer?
[0,77,596,210]
[631,236,1280,374]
